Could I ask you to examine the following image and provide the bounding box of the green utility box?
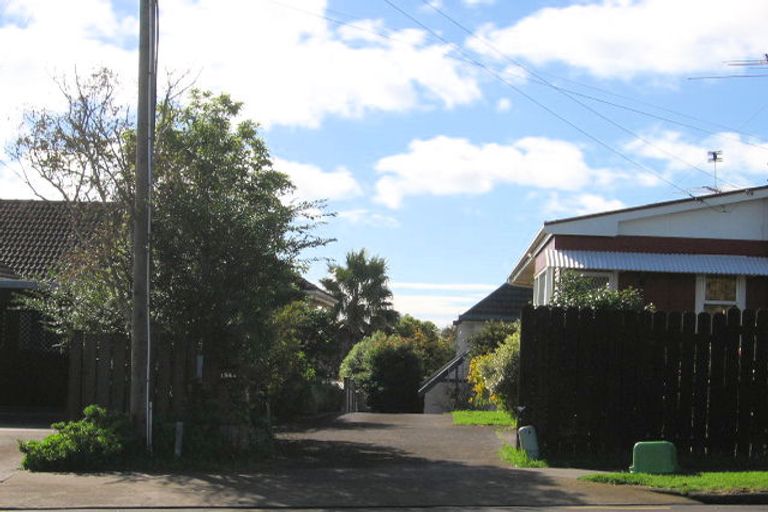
[629,441,679,474]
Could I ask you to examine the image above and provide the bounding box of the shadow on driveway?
[106,440,589,508]
[0,413,695,508]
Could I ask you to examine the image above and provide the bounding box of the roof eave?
[508,229,551,286]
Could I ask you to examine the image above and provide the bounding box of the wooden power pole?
[131,0,156,449]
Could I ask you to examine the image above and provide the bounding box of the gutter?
[507,230,552,286]
[0,279,38,289]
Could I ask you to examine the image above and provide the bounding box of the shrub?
[467,320,519,356]
[467,332,521,411]
[339,331,422,412]
[19,405,134,471]
[551,270,653,311]
[467,353,494,408]
[394,315,453,377]
[365,340,422,412]
[484,332,520,411]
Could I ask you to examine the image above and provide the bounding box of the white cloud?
[392,282,496,291]
[420,0,444,12]
[496,97,511,112]
[0,0,136,167]
[545,192,625,218]
[463,0,495,7]
[392,292,485,327]
[623,130,768,187]
[0,0,482,148]
[469,0,768,79]
[373,135,612,208]
[0,161,63,200]
[337,209,400,228]
[273,157,362,203]
[159,0,481,128]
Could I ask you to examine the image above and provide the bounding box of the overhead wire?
[381,0,725,203]
[418,0,748,190]
[265,0,753,204]
[267,0,768,152]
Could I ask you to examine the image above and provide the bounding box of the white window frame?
[533,269,545,306]
[539,268,617,306]
[533,267,554,306]
[576,270,618,290]
[695,274,746,314]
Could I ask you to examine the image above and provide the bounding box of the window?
[695,275,745,314]
[533,271,546,306]
[572,270,617,290]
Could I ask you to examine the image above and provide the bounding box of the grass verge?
[451,410,517,427]
[581,471,768,494]
[499,443,548,468]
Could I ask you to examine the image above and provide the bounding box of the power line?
[427,2,768,148]
[381,0,713,203]
[416,0,748,190]
[268,0,768,153]
[268,0,755,202]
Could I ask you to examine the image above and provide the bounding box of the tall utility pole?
[131,0,156,450]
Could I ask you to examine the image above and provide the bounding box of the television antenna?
[707,150,723,192]
[688,53,768,80]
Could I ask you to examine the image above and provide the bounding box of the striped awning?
[546,250,768,276]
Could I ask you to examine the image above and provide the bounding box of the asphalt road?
[0,413,755,510]
[0,425,50,482]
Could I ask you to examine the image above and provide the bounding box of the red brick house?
[509,186,768,313]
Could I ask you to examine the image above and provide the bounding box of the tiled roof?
[0,200,107,279]
[457,283,532,323]
[0,261,17,279]
[298,277,337,306]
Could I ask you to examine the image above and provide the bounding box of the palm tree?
[321,249,399,354]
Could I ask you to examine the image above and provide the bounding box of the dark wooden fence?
[519,305,768,463]
[67,332,198,419]
[0,307,68,410]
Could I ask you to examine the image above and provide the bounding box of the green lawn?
[581,471,768,494]
[450,410,517,427]
[499,443,548,468]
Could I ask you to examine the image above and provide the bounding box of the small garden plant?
[19,405,135,472]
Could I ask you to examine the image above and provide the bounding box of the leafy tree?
[550,270,652,311]
[395,314,453,377]
[339,331,422,413]
[273,299,340,381]
[467,320,519,356]
[12,69,328,427]
[265,299,345,418]
[321,249,399,354]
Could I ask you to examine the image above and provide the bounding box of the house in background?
[509,186,768,313]
[0,199,92,416]
[0,199,336,417]
[298,277,337,309]
[420,283,532,413]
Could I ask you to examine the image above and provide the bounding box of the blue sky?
[1,0,768,325]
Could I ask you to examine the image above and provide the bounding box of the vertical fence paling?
[518,306,768,462]
[67,332,193,419]
[755,311,768,459]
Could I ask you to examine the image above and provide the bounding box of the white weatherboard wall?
[423,319,483,414]
[546,192,768,241]
[618,199,768,240]
[454,320,485,355]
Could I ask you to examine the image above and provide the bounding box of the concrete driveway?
[0,413,696,509]
[0,425,51,482]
